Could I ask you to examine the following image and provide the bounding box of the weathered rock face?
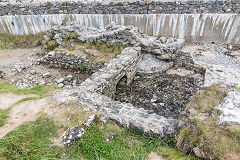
[0,0,239,16]
[137,54,173,73]
[216,90,240,126]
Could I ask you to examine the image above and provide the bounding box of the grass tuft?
[0,108,11,127]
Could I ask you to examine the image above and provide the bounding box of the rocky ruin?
[42,23,202,138]
[0,8,240,159]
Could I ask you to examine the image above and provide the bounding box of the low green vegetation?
[60,38,127,63]
[78,63,85,71]
[0,108,199,160]
[186,84,227,112]
[85,40,127,58]
[67,123,198,160]
[0,108,11,127]
[0,33,45,49]
[178,84,240,159]
[0,115,62,159]
[0,81,57,97]
[65,32,78,40]
[46,40,58,50]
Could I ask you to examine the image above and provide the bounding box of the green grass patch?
[0,114,62,159]
[186,84,227,113]
[0,33,45,49]
[0,81,57,97]
[66,122,198,160]
[0,112,199,160]
[46,39,58,50]
[0,108,11,127]
[65,32,78,40]
[60,40,127,63]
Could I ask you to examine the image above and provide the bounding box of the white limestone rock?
[216,90,240,126]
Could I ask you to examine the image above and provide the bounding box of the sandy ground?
[0,97,49,138]
[0,48,37,67]
[0,95,70,138]
[0,93,37,110]
[148,152,165,160]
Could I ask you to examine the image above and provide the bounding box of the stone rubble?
[182,44,240,87]
[79,47,142,98]
[61,114,98,146]
[45,23,184,61]
[40,51,104,72]
[41,24,184,78]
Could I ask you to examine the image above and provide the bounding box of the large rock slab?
[216,90,240,126]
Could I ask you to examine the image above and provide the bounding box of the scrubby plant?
[46,40,58,50]
[78,63,85,71]
[65,32,78,40]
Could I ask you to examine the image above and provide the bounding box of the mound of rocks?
[62,114,98,146]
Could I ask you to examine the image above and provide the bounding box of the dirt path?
[0,93,37,110]
[148,152,165,160]
[0,98,51,138]
[0,48,38,67]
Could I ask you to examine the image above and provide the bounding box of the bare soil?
[0,93,37,110]
[148,152,165,160]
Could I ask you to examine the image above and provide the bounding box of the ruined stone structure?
[49,24,204,138]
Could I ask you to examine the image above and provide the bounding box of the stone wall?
[1,14,240,44]
[0,0,240,15]
[40,51,104,72]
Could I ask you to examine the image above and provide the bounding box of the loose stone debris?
[62,114,98,146]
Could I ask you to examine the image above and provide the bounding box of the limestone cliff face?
[1,14,240,44]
